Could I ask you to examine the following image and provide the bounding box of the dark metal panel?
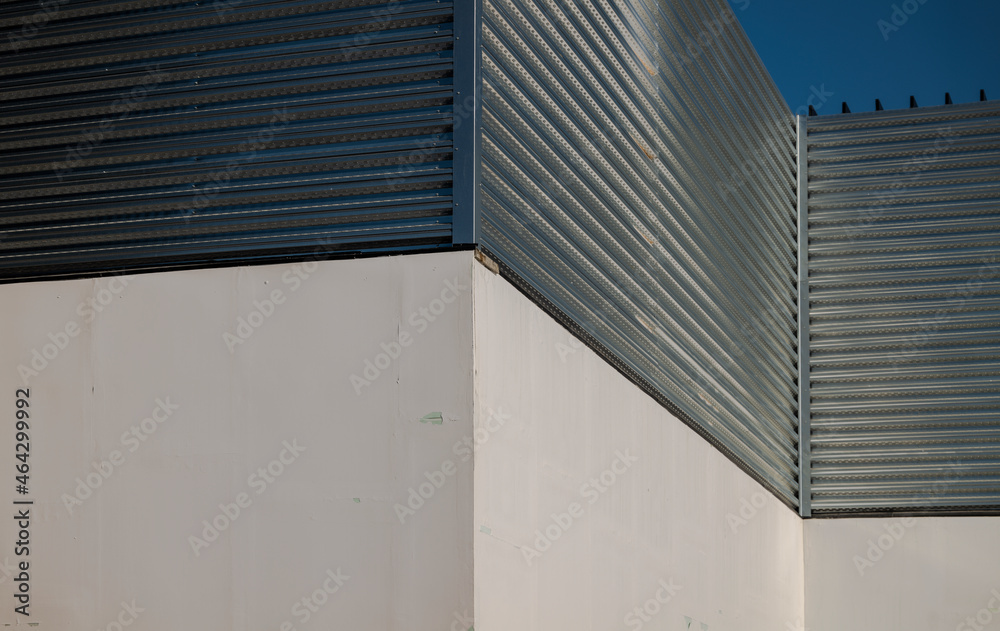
[0,0,455,281]
[805,100,1000,512]
[450,0,481,244]
[478,0,800,504]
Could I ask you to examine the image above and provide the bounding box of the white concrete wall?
[8,248,997,631]
[805,517,1000,631]
[471,263,805,631]
[0,251,475,630]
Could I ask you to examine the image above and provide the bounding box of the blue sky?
[731,0,1000,116]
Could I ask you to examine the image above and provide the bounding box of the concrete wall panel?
[805,517,1000,631]
[471,264,804,631]
[0,252,475,630]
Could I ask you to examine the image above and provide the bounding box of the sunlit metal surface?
[478,0,800,505]
[806,100,1000,511]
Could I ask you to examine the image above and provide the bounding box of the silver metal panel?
[806,100,1000,511]
[797,115,811,516]
[0,0,455,281]
[478,0,800,503]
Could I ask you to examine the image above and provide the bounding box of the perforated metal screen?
[0,0,456,280]
[478,0,801,506]
[804,101,1000,512]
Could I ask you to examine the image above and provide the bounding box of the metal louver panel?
[806,100,1000,512]
[0,0,455,281]
[478,0,800,504]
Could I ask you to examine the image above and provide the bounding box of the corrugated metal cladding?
[806,101,1000,512]
[0,0,455,281]
[478,0,801,504]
